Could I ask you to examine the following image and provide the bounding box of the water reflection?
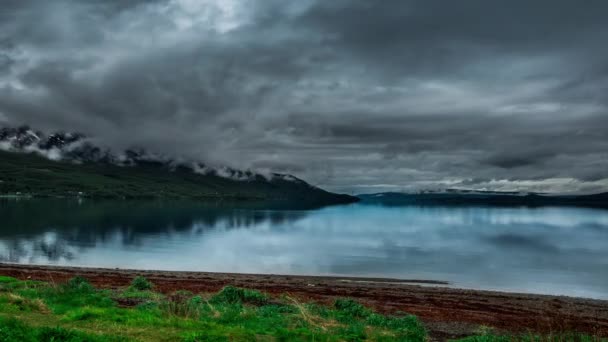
[0,199,308,263]
[1,199,608,299]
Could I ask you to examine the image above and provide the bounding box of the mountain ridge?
[0,125,358,207]
[0,125,298,182]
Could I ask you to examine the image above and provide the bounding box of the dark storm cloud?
[0,0,607,193]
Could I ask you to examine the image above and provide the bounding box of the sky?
[0,0,607,194]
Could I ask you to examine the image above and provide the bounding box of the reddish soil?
[1,263,607,341]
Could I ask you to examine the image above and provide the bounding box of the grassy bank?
[0,274,426,341]
[0,275,604,341]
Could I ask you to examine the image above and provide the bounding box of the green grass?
[0,275,427,341]
[0,276,18,283]
[1,275,605,341]
[0,316,128,342]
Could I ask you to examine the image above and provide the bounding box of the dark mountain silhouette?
[0,125,357,206]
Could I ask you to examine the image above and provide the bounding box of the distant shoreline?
[357,191,608,209]
[1,263,606,339]
[0,194,33,199]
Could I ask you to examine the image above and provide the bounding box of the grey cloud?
[0,0,607,193]
[0,53,14,75]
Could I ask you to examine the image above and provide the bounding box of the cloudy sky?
[1,0,607,194]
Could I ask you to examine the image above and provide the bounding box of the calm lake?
[1,199,607,299]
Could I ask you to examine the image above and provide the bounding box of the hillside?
[0,150,357,206]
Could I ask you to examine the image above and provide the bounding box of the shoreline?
[1,263,607,340]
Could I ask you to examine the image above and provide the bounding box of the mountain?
[0,126,358,207]
[358,191,608,209]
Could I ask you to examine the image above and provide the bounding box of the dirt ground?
[1,263,607,341]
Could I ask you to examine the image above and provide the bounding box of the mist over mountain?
[0,125,357,206]
[0,125,299,182]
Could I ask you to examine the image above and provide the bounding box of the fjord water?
[1,199,607,299]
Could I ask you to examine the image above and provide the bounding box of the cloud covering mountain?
[0,125,299,182]
[1,0,607,193]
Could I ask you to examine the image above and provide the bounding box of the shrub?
[209,286,269,306]
[334,298,372,319]
[65,276,94,293]
[130,276,153,291]
[159,295,206,319]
